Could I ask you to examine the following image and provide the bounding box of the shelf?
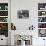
[38,16,46,17]
[0,10,8,11]
[38,22,46,23]
[38,10,46,11]
[0,16,8,17]
[38,28,46,29]
[0,22,8,23]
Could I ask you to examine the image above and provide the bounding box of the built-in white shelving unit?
[0,3,8,37]
[38,3,46,37]
[0,2,9,45]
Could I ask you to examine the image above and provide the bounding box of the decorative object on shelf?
[0,6,1,10]
[38,17,46,22]
[0,3,8,10]
[29,25,35,30]
[0,11,8,16]
[0,17,8,22]
[38,17,43,22]
[0,23,8,30]
[11,23,16,30]
[17,10,29,19]
[39,29,46,37]
[38,3,46,10]
[42,11,46,16]
[45,6,46,9]
[38,23,46,28]
[38,11,46,16]
[42,12,45,15]
[39,7,43,10]
[0,23,8,37]
[5,6,8,10]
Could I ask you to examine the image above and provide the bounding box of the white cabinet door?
[0,35,8,45]
[38,37,46,46]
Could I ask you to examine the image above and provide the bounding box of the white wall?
[11,0,38,30]
[0,0,8,3]
[11,0,38,45]
[11,0,46,46]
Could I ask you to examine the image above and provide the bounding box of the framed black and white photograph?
[17,10,29,19]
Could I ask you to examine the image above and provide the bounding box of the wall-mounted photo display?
[38,29,46,37]
[14,35,32,46]
[0,23,8,37]
[38,3,46,10]
[17,10,29,19]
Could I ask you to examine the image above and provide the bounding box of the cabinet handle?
[43,39,45,40]
[1,39,3,40]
